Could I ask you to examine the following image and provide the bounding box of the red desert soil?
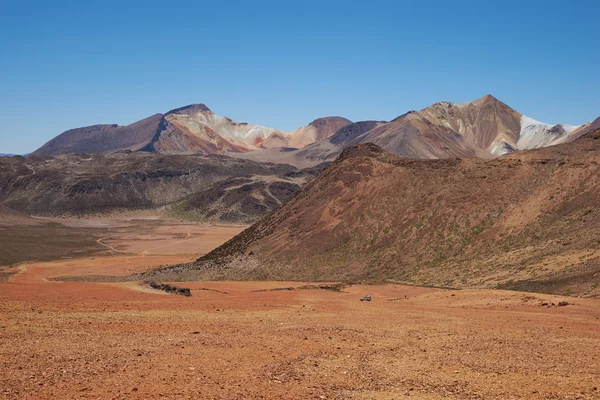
[1,219,599,399]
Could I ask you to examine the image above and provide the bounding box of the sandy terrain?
[0,214,247,267]
[1,219,600,399]
[97,223,244,257]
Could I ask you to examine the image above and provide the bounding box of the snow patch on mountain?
[517,115,579,150]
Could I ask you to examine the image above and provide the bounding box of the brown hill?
[0,152,309,221]
[148,127,600,297]
[566,117,600,141]
[352,112,488,159]
[310,117,353,140]
[294,120,388,165]
[356,95,583,158]
[33,114,173,156]
[419,95,521,152]
[167,171,318,224]
[287,117,352,148]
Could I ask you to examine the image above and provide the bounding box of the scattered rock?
[540,301,569,307]
[251,283,346,293]
[198,288,229,295]
[144,281,191,297]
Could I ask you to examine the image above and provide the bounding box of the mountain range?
[33,95,593,166]
[33,104,352,156]
[142,124,600,297]
[231,95,594,167]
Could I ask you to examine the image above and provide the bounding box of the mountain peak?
[308,116,352,129]
[337,143,385,162]
[472,94,503,105]
[165,104,212,116]
[285,116,353,145]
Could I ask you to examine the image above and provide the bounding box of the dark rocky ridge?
[0,152,312,221]
[165,104,211,115]
[329,121,387,145]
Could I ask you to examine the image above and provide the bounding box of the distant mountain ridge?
[33,95,590,165]
[229,95,589,167]
[228,95,600,167]
[33,104,351,156]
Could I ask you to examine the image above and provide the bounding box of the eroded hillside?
[0,152,314,222]
[147,128,600,297]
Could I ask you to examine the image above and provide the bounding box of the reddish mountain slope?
[151,127,600,297]
[565,117,600,141]
[34,114,173,156]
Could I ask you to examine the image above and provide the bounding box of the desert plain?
[1,216,599,400]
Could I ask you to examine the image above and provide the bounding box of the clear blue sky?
[1,0,599,154]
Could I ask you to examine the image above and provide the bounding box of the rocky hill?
[0,152,314,221]
[146,126,600,297]
[166,172,317,224]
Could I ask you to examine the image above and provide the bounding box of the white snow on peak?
[520,115,549,131]
[517,115,579,150]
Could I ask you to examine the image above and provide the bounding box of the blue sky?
[1,0,599,154]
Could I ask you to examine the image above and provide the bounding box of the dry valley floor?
[0,218,599,399]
